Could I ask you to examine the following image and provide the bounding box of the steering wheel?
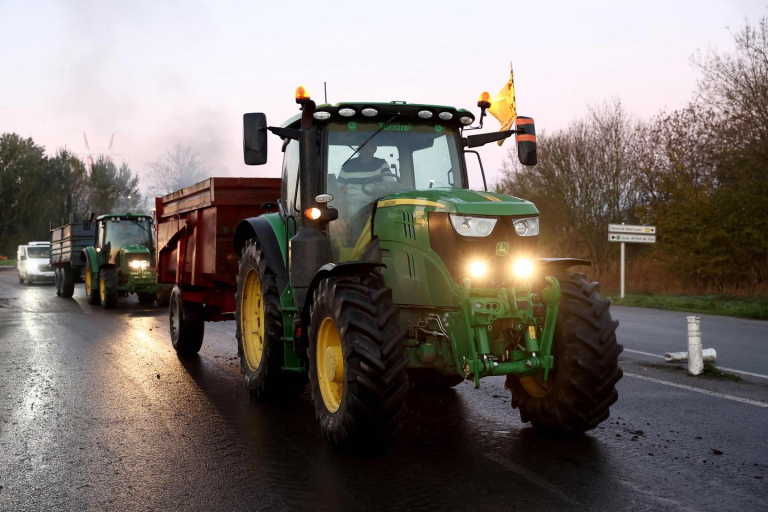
[361,172,405,197]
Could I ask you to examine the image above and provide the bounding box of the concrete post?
[687,316,704,375]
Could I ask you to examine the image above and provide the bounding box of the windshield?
[325,120,463,259]
[105,218,152,249]
[26,247,49,259]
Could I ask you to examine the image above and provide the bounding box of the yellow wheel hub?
[317,317,344,413]
[85,266,92,292]
[241,268,265,372]
[520,373,553,398]
[99,274,105,302]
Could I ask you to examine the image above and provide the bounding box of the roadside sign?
[608,224,656,234]
[609,234,656,244]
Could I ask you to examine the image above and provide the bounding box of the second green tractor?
[82,213,170,309]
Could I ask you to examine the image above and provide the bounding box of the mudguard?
[233,215,288,292]
[537,258,591,273]
[300,261,386,343]
[81,247,101,275]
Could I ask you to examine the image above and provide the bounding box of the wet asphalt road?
[0,269,766,512]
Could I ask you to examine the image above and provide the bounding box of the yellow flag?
[487,62,517,145]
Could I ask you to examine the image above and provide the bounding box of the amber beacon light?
[295,85,310,104]
[477,91,492,110]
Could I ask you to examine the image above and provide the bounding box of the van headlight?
[449,215,498,237]
[513,217,539,237]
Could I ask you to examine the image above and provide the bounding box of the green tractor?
[227,88,622,449]
[81,213,170,309]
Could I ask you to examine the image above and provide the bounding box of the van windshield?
[27,247,49,259]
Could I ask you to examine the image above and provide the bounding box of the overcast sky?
[1,0,765,191]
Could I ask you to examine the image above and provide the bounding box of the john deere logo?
[496,242,509,256]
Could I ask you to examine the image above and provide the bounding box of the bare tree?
[496,100,640,277]
[145,143,210,197]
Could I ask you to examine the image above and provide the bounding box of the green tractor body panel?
[83,213,160,298]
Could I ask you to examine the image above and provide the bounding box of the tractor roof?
[281,101,474,128]
[96,213,152,221]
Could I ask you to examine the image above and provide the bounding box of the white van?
[17,242,54,285]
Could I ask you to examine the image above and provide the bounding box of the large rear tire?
[169,286,204,355]
[506,272,623,434]
[236,239,306,401]
[308,272,409,450]
[99,267,119,309]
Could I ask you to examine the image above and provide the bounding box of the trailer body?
[50,219,94,295]
[155,177,281,322]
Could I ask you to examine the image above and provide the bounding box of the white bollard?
[664,348,717,363]
[687,316,704,375]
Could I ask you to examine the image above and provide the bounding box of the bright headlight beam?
[469,261,487,278]
[512,258,534,279]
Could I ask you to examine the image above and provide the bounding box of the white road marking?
[623,349,768,380]
[624,372,768,408]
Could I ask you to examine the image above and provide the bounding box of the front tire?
[235,239,305,401]
[85,264,100,304]
[55,268,62,296]
[99,267,119,309]
[308,272,409,450]
[506,272,623,434]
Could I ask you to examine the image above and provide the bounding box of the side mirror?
[516,116,537,166]
[243,113,268,165]
[20,255,26,261]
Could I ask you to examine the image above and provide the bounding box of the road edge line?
[623,349,768,380]
[624,372,768,408]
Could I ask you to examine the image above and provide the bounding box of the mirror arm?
[463,129,521,148]
[267,126,300,140]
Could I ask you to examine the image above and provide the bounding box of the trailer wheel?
[169,286,204,355]
[99,267,119,309]
[61,265,75,298]
[236,239,306,400]
[506,273,623,434]
[408,369,465,391]
[308,272,409,450]
[85,264,100,304]
[55,268,62,296]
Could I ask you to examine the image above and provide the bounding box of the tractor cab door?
[280,139,301,236]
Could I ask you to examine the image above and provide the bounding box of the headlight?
[469,261,487,278]
[512,258,535,279]
[129,260,150,270]
[513,217,539,237]
[449,215,498,237]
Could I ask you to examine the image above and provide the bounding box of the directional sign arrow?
[608,234,656,243]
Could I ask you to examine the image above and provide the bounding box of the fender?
[537,258,591,273]
[80,247,101,293]
[300,262,386,345]
[233,214,288,292]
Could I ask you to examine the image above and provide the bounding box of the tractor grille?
[428,212,537,287]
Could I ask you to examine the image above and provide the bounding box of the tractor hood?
[375,188,539,216]
[120,245,151,255]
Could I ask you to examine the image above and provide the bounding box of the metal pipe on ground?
[687,316,704,375]
[664,348,717,363]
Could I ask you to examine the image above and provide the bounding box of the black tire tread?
[308,271,409,450]
[170,286,204,355]
[61,265,75,298]
[100,267,119,309]
[506,273,623,434]
[235,239,306,401]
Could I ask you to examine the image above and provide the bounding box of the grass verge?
[0,259,16,268]
[609,293,768,320]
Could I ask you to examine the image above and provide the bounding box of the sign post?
[608,224,656,298]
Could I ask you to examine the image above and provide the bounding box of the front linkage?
[460,277,560,387]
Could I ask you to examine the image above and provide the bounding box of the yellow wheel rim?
[520,373,553,398]
[317,316,344,413]
[241,268,265,371]
[99,274,106,302]
[85,266,92,292]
